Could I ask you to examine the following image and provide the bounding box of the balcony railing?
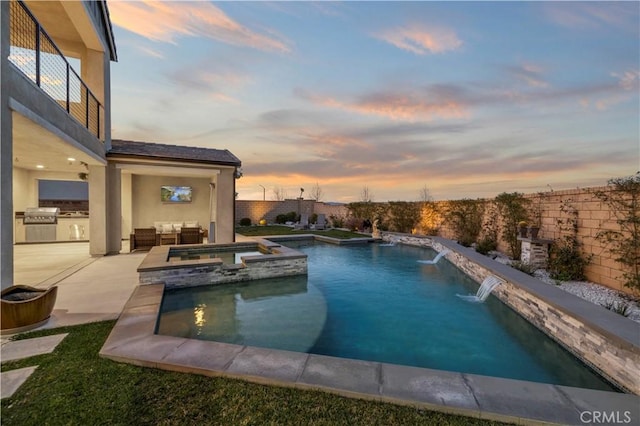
[9,0,103,140]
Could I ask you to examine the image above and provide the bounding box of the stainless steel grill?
[24,207,59,224]
[24,207,59,242]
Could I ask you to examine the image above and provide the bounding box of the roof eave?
[100,1,118,61]
[106,152,241,168]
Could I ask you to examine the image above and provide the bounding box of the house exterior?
[1,1,241,289]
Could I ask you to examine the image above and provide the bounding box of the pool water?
[169,250,264,264]
[157,241,616,391]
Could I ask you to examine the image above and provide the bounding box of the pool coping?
[100,237,640,425]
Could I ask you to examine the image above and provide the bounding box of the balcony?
[9,0,103,140]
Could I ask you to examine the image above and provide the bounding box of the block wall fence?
[236,185,632,294]
[431,186,630,294]
[236,200,347,225]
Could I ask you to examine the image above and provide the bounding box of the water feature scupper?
[457,275,503,303]
[416,249,451,265]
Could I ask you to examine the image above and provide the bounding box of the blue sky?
[108,1,639,202]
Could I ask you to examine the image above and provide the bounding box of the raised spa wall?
[137,239,307,289]
[382,232,640,395]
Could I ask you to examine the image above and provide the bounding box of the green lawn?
[236,225,368,239]
[1,322,510,425]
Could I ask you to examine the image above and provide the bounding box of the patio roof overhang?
[107,139,241,169]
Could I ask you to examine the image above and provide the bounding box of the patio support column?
[88,163,121,256]
[215,168,235,243]
[1,0,14,289]
[106,163,121,253]
[120,173,132,239]
[208,176,217,243]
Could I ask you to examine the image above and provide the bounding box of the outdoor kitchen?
[15,208,90,243]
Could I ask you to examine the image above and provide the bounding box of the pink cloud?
[375,25,462,54]
[354,95,467,121]
[514,63,549,89]
[298,89,468,122]
[108,1,291,53]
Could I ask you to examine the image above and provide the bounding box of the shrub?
[476,202,499,255]
[444,199,485,247]
[239,217,252,226]
[494,192,529,259]
[548,238,590,281]
[387,201,422,233]
[345,217,362,232]
[594,173,640,293]
[347,202,382,223]
[510,261,536,276]
[417,201,442,235]
[275,211,298,224]
[476,236,497,255]
[548,199,592,281]
[329,215,345,228]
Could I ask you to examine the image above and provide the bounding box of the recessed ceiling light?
[36,165,44,169]
[67,157,76,161]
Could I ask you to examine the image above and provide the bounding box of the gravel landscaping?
[490,252,640,323]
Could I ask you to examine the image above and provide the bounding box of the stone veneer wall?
[139,257,307,289]
[382,232,640,394]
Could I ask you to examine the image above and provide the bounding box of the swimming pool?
[157,241,615,391]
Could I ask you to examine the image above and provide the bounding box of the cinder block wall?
[236,200,347,225]
[526,187,625,291]
[426,186,630,294]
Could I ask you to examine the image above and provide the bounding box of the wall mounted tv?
[161,186,192,203]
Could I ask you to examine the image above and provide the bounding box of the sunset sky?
[108,1,639,202]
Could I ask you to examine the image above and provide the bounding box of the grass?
[1,322,510,425]
[236,225,369,239]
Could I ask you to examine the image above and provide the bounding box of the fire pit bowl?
[1,285,58,334]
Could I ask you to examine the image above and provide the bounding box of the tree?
[272,186,288,201]
[360,186,374,203]
[310,182,324,201]
[419,185,433,203]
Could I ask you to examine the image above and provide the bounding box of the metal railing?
[8,0,103,140]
